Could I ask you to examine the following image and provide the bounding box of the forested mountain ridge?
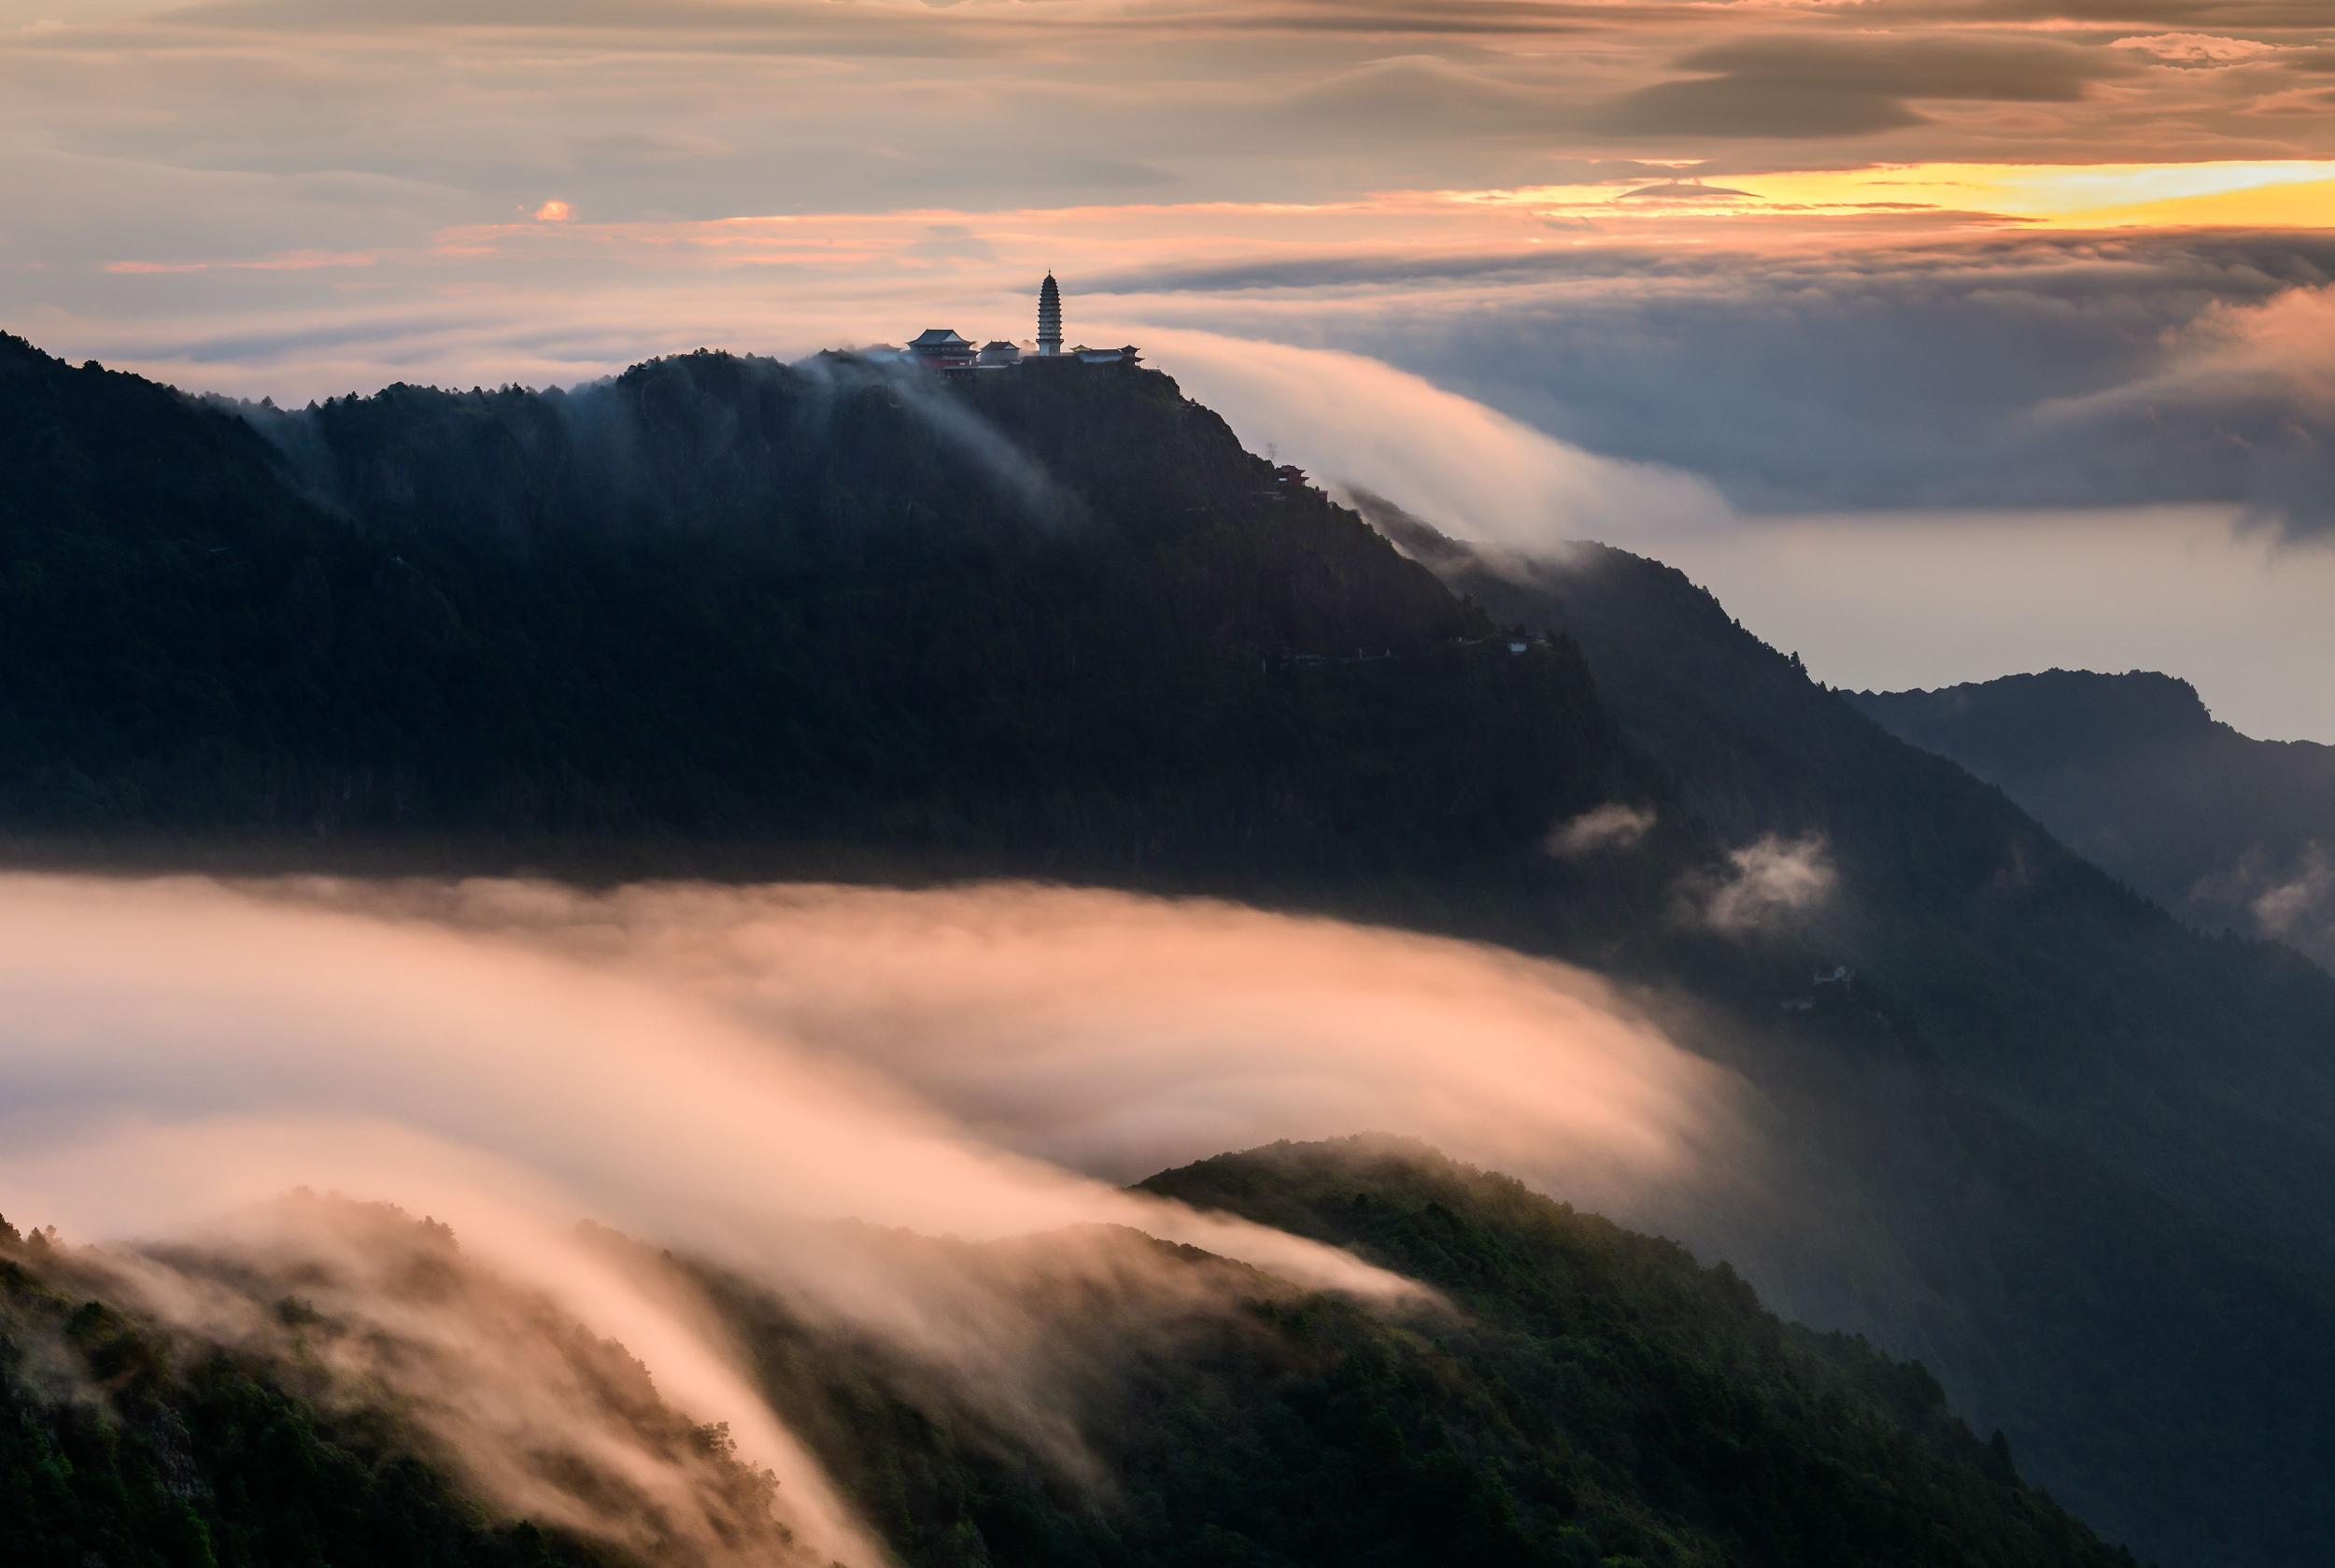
[0,332,1651,897]
[715,1137,2140,1568]
[1849,670,2335,973]
[1,1142,2138,1568]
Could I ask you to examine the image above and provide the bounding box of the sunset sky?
[6,0,2332,735]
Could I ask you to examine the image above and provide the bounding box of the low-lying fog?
[0,872,1753,1564]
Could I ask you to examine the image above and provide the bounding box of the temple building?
[904,327,976,372]
[893,276,1136,372]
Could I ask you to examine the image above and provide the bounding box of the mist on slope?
[1142,328,2335,746]
[1688,835,1838,936]
[43,1194,842,1568]
[2200,841,2335,955]
[243,345,1087,537]
[0,873,1750,1561]
[1134,326,1732,550]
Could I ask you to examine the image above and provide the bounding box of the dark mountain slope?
[1364,511,2335,1220]
[1357,500,2335,1568]
[1850,671,2335,972]
[704,1137,2135,1568]
[0,333,1651,897]
[4,1146,2135,1568]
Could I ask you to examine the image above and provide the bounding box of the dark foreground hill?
[1,1143,2134,1568]
[1848,671,2335,973]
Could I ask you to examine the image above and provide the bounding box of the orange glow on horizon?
[406,160,2335,283]
[1451,160,2335,230]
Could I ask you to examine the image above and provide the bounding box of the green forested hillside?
[1849,671,2335,972]
[699,1137,2137,1568]
[0,1148,2137,1568]
[1,1231,608,1568]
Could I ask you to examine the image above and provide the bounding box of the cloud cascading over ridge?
[0,873,1752,1551]
[1135,326,1733,548]
[54,1190,865,1568]
[292,876,1746,1195]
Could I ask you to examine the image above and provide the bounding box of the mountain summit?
[1851,671,2335,973]
[0,332,1639,888]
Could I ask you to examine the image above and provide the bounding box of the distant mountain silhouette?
[1354,490,2335,1568]
[1850,671,2335,973]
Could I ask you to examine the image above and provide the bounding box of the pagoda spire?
[1037,273,1063,358]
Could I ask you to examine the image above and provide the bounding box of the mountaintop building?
[904,327,976,372]
[889,275,1136,373]
[1028,274,1136,363]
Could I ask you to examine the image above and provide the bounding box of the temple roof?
[907,328,971,347]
